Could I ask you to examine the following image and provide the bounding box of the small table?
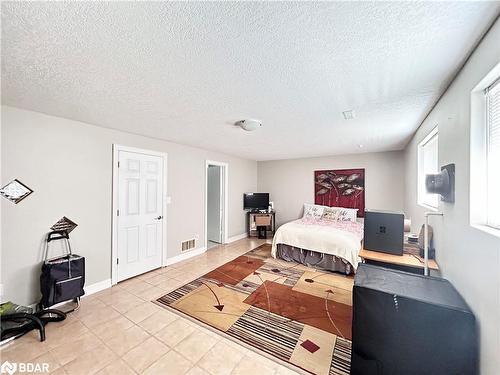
[247,211,276,238]
[359,248,439,275]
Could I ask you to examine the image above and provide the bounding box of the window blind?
[486,79,500,228]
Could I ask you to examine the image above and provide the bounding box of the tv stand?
[247,211,276,238]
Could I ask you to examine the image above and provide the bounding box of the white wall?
[403,19,500,374]
[1,106,257,306]
[257,151,404,226]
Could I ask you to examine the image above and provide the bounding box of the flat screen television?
[244,193,269,211]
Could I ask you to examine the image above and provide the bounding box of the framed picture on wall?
[0,179,34,204]
[314,169,365,216]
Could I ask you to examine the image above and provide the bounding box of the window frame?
[470,62,500,238]
[417,126,439,210]
[485,78,500,229]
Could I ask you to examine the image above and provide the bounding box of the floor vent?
[181,239,196,252]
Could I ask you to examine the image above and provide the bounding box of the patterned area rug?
[156,244,353,375]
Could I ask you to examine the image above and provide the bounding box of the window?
[471,63,500,237]
[486,79,500,229]
[418,126,439,209]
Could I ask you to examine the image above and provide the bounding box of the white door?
[117,150,164,281]
[207,165,222,243]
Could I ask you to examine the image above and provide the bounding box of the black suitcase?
[40,230,85,310]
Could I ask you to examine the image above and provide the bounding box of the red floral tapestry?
[314,169,365,217]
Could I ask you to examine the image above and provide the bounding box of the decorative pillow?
[303,203,325,220]
[322,206,358,222]
[322,207,340,221]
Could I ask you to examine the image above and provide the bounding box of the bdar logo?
[1,361,17,375]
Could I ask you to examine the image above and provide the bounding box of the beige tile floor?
[0,238,303,375]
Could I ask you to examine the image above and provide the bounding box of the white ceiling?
[2,2,499,161]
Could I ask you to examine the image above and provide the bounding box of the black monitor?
[244,193,269,211]
[363,209,404,255]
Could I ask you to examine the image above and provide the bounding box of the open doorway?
[205,161,228,250]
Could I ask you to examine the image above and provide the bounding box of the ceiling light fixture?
[236,119,262,131]
[342,110,356,120]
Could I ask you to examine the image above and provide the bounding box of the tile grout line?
[3,239,289,375]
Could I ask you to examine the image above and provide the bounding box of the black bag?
[40,231,85,309]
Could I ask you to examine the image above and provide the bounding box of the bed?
[271,211,364,275]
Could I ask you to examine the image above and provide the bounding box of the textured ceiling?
[2,2,499,160]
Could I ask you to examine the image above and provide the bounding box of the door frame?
[205,160,229,249]
[111,144,168,285]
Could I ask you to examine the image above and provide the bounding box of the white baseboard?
[226,233,248,243]
[27,278,112,309]
[166,246,207,266]
[84,278,112,297]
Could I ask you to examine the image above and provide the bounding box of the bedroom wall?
[403,18,500,374]
[257,151,404,226]
[1,106,257,306]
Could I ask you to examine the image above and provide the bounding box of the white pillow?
[322,206,358,222]
[303,203,325,219]
[321,207,341,221]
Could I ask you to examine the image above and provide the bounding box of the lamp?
[235,119,262,131]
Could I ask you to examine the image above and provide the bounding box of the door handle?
[154,216,163,220]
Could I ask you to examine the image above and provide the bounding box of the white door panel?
[117,150,164,281]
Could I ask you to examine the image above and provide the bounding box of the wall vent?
[181,239,196,252]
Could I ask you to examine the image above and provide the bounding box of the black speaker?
[351,264,478,375]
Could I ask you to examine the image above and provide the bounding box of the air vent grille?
[181,239,196,252]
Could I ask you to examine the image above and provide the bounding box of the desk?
[359,248,439,274]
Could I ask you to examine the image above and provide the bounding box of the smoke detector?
[236,119,262,131]
[342,110,356,120]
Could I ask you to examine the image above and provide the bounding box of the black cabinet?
[351,264,478,375]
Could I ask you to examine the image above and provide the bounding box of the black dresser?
[351,264,478,375]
